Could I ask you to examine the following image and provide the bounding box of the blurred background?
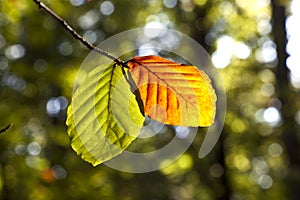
[1,0,300,199]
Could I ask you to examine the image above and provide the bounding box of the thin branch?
[32,0,125,66]
[0,123,12,134]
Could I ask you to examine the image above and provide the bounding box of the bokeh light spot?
[78,10,100,29]
[209,163,224,178]
[212,51,230,69]
[258,174,273,189]
[252,157,269,175]
[100,1,114,16]
[144,22,166,38]
[46,96,68,117]
[164,0,177,8]
[260,83,275,97]
[268,143,283,158]
[231,119,246,133]
[52,165,67,179]
[255,109,265,123]
[263,107,281,126]
[139,118,165,138]
[175,126,190,139]
[234,42,251,59]
[258,69,275,83]
[70,0,85,6]
[27,142,42,156]
[83,30,98,44]
[233,154,250,171]
[58,41,73,56]
[194,0,207,6]
[1,73,26,92]
[219,2,234,16]
[212,35,235,68]
[15,143,27,155]
[34,59,48,73]
[5,44,26,60]
[138,43,158,56]
[46,98,60,116]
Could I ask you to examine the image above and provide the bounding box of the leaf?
[66,64,144,166]
[126,55,216,127]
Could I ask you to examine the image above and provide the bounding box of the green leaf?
[66,64,144,166]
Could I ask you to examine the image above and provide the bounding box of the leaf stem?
[0,123,12,134]
[32,0,125,66]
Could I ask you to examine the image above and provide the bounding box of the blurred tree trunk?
[271,1,300,199]
[192,5,231,200]
[216,133,231,200]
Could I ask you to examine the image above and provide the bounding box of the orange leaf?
[126,55,216,127]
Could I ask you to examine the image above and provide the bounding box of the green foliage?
[66,64,144,166]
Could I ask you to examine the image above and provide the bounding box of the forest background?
[0,0,300,199]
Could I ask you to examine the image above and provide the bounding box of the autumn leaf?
[126,55,216,127]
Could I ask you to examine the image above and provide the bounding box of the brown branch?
[0,123,12,134]
[32,0,125,66]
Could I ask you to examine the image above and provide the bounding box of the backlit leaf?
[127,55,216,127]
[66,64,144,166]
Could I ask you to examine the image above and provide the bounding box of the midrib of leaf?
[105,64,126,147]
[76,66,116,147]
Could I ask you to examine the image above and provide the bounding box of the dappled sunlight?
[212,35,251,68]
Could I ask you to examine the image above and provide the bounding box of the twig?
[0,123,13,134]
[32,0,125,66]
